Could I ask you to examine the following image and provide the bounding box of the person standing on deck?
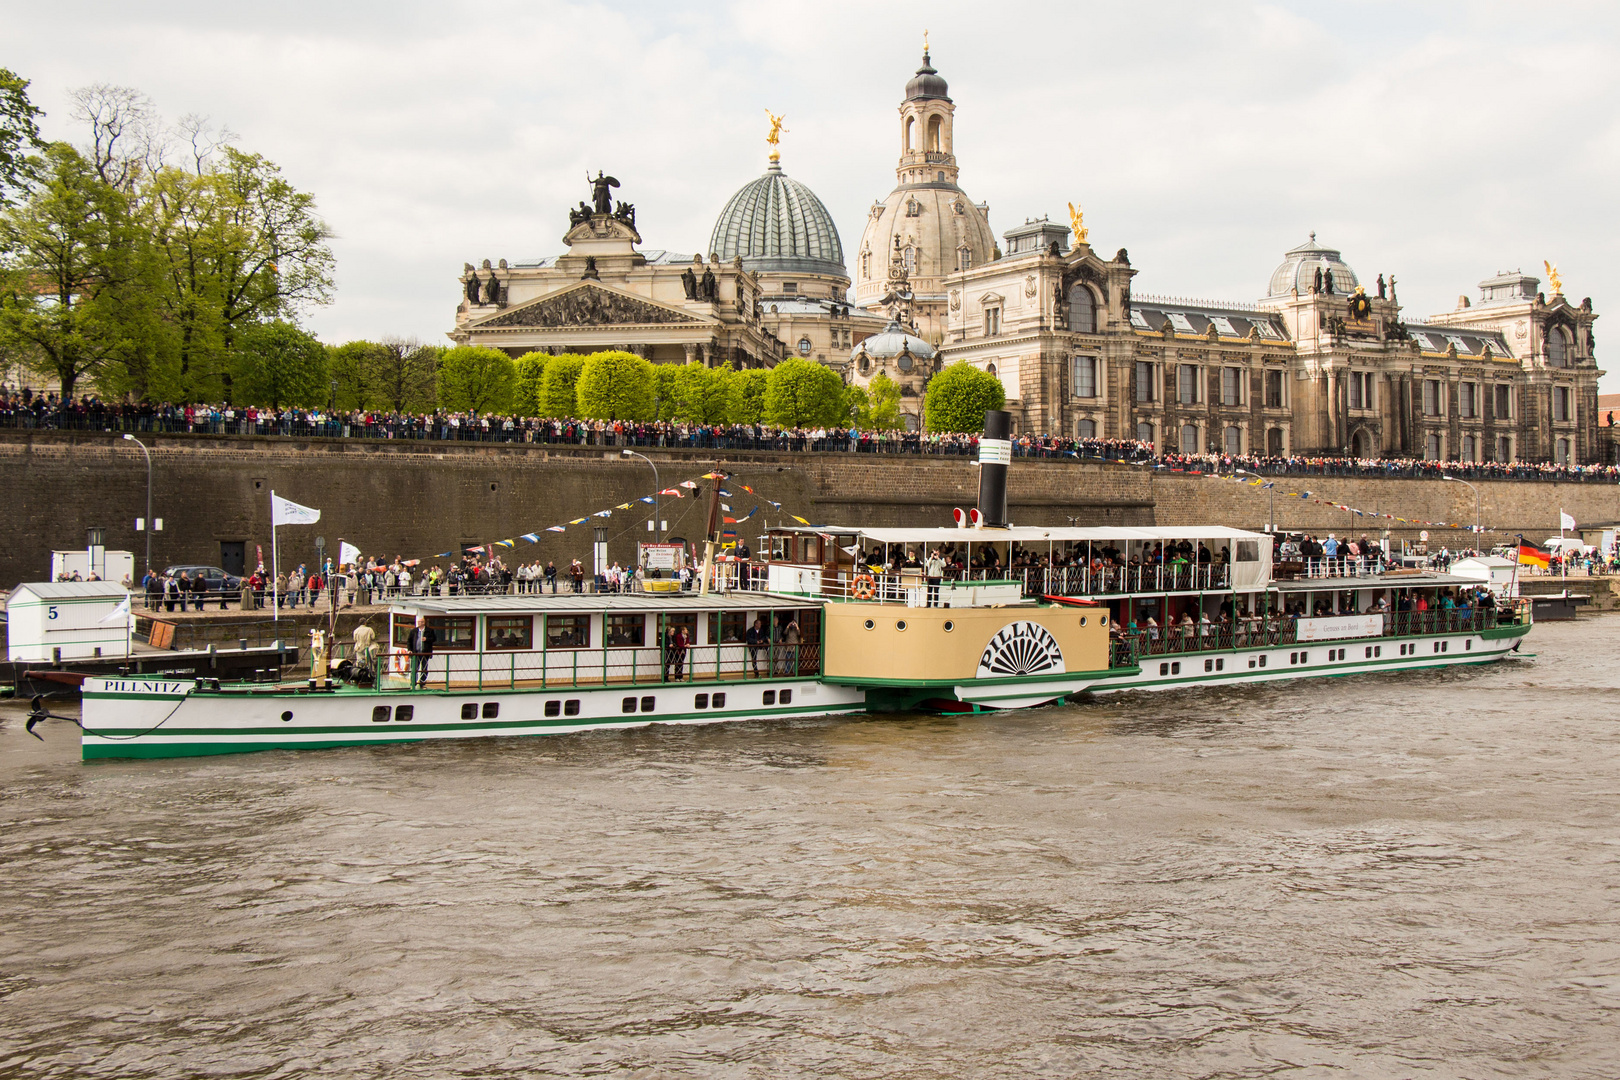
[746,617,765,677]
[407,615,436,689]
[925,549,945,608]
[666,624,689,682]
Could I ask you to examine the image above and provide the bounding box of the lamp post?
[1442,474,1481,547]
[1234,469,1275,532]
[622,449,659,543]
[122,433,152,575]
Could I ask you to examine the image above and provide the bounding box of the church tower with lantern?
[853,42,997,346]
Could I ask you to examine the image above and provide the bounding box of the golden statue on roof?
[1068,201,1088,245]
[765,109,787,162]
[1544,259,1563,296]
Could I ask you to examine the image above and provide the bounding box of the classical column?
[683,343,699,366]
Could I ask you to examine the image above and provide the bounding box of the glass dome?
[1268,233,1360,298]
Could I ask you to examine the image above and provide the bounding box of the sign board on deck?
[1295,614,1385,642]
[639,543,684,571]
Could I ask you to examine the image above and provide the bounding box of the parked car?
[160,565,242,594]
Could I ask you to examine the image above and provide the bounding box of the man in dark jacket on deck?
[407,615,437,688]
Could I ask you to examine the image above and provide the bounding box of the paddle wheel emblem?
[977,622,1065,678]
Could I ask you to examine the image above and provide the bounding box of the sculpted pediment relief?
[473,283,706,329]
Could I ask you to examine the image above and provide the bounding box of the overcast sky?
[9,1,1618,391]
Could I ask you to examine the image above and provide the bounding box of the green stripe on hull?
[82,703,855,760]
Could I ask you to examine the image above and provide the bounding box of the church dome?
[1268,233,1360,297]
[905,51,950,102]
[709,162,847,279]
[851,319,936,372]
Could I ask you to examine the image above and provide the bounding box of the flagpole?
[1560,508,1566,592]
[271,488,280,623]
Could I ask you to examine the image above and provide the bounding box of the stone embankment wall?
[2,431,1614,589]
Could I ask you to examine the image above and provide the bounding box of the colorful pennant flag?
[546,525,566,533]
[521,533,540,543]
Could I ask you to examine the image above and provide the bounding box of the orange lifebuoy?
[387,647,410,676]
[851,573,876,601]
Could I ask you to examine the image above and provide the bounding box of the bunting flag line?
[639,496,655,504]
[678,480,698,489]
[1217,471,1483,531]
[790,515,812,525]
[521,533,540,543]
[594,509,613,517]
[615,503,631,510]
[546,526,566,533]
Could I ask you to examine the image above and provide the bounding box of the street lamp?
[622,448,659,542]
[122,433,152,575]
[1234,469,1275,533]
[1442,474,1482,546]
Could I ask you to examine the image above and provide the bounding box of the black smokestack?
[976,409,1011,528]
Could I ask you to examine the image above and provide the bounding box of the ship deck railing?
[1110,603,1528,661]
[322,641,823,693]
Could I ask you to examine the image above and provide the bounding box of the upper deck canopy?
[396,593,812,617]
[773,525,1268,545]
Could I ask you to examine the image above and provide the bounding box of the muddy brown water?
[0,616,1615,1078]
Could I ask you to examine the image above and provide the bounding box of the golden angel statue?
[1068,201,1088,245]
[1544,260,1563,296]
[765,110,787,160]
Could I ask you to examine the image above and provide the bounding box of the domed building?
[853,48,997,346]
[710,146,888,367]
[849,319,938,429]
[1266,233,1361,298]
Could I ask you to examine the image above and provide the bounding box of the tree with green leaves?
[437,345,514,414]
[0,68,45,204]
[673,361,736,423]
[858,372,904,430]
[729,368,768,424]
[0,143,149,398]
[513,351,549,414]
[576,350,654,420]
[764,358,845,428]
[924,362,1006,433]
[650,361,681,421]
[326,340,382,410]
[539,353,586,417]
[367,337,438,413]
[231,320,328,408]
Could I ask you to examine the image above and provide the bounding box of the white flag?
[339,541,361,566]
[1560,510,1576,532]
[101,594,131,624]
[271,492,321,526]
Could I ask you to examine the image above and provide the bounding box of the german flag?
[1517,543,1550,569]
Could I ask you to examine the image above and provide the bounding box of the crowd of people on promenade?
[6,390,1619,482]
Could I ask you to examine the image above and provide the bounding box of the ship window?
[622,697,637,713]
[1249,658,1256,668]
[763,690,777,704]
[486,616,533,650]
[281,711,293,722]
[605,614,645,647]
[1204,658,1213,672]
[372,706,391,723]
[1466,640,1472,650]
[780,689,793,703]
[482,702,499,718]
[395,706,413,722]
[545,614,590,649]
[460,703,477,720]
[640,696,656,712]
[695,693,710,709]
[712,693,726,708]
[896,620,907,631]
[429,616,476,651]
[545,700,560,717]
[708,611,746,645]
[1171,662,1180,675]
[564,699,580,715]
[863,619,875,630]
[1160,663,1170,676]
[1215,658,1224,671]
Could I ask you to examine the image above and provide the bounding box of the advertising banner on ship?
[1296,614,1386,642]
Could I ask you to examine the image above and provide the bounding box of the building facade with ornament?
[845,49,1607,462]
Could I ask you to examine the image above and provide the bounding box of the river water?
[0,615,1616,1078]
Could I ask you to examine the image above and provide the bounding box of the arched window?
[1266,428,1284,456]
[903,246,916,273]
[1546,326,1570,367]
[1077,418,1096,439]
[1067,283,1096,334]
[905,116,916,151]
[1180,424,1200,454]
[927,115,942,152]
[1556,437,1571,464]
[1461,434,1476,462]
[797,337,812,356]
[1425,433,1442,460]
[860,249,870,278]
[1224,425,1241,456]
[986,363,997,376]
[1137,422,1155,447]
[958,246,972,271]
